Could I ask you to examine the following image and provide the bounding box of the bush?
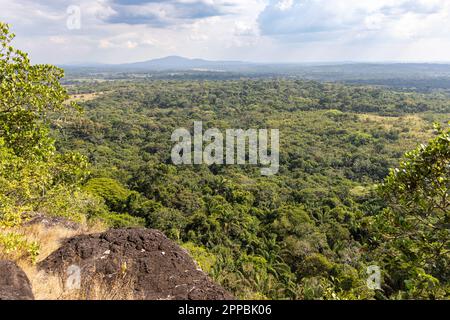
[84,178,131,212]
[298,253,334,278]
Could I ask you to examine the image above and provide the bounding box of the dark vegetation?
[54,80,450,299]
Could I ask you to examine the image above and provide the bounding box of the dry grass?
[18,263,66,299]
[72,272,136,300]
[2,221,137,300]
[8,223,83,299]
[359,114,427,130]
[66,91,108,103]
[358,113,435,150]
[18,263,136,300]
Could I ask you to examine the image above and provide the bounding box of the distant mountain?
[118,56,251,71]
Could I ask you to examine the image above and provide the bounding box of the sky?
[1,0,450,64]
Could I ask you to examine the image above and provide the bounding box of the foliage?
[182,242,217,273]
[373,124,450,299]
[0,23,138,262]
[84,178,131,212]
[0,232,40,263]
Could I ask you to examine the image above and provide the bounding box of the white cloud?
[234,21,259,36]
[99,39,113,48]
[1,0,450,63]
[275,0,293,11]
[258,0,450,42]
[49,36,68,44]
[125,40,138,49]
[364,13,386,31]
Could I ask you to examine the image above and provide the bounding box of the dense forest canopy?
[1,22,449,300]
[53,79,450,299]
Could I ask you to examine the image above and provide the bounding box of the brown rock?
[38,228,233,300]
[22,212,80,230]
[0,260,34,300]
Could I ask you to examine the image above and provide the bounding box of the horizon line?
[58,56,450,67]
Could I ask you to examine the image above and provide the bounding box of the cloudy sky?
[1,0,450,64]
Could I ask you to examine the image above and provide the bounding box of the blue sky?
[1,0,450,64]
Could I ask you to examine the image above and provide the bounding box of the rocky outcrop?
[38,228,233,300]
[22,212,80,230]
[0,260,34,300]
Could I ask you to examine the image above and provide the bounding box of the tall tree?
[377,124,450,298]
[0,22,77,159]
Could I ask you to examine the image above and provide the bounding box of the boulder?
[0,260,34,300]
[22,212,80,230]
[39,228,233,300]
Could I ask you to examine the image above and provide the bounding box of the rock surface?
[39,228,233,300]
[23,212,80,230]
[0,260,34,300]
